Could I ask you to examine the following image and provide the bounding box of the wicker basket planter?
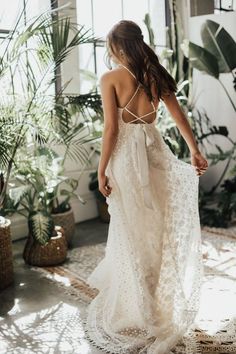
[52,208,75,246]
[23,226,67,266]
[0,219,14,290]
[96,199,110,223]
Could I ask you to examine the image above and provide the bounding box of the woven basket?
[0,219,14,290]
[23,226,67,267]
[96,199,110,223]
[52,208,75,246]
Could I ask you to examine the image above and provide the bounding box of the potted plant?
[50,177,80,247]
[7,149,68,266]
[0,5,99,270]
[34,147,86,247]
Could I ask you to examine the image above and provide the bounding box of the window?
[214,0,235,12]
[76,0,164,93]
[0,0,51,95]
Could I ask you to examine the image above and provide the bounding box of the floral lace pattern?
[84,111,203,354]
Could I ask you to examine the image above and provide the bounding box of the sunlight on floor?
[195,233,236,337]
[0,302,98,354]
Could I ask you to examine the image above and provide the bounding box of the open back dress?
[84,64,203,354]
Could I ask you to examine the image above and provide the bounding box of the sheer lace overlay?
[84,107,203,353]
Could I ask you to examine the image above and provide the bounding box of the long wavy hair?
[106,20,177,101]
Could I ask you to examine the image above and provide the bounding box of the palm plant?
[0,6,99,238]
[7,146,85,244]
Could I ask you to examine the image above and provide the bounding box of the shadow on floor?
[0,217,108,354]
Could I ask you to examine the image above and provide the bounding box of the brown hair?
[106,20,177,101]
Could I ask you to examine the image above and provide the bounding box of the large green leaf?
[181,39,219,78]
[9,185,30,206]
[201,19,236,73]
[28,212,54,245]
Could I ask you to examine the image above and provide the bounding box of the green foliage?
[144,9,236,227]
[8,146,86,243]
[201,20,236,73]
[28,212,54,245]
[181,20,236,110]
[0,6,103,244]
[182,40,219,78]
[0,6,97,219]
[200,175,236,227]
[143,14,155,49]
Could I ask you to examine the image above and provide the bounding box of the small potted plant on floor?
[0,6,96,271]
[9,149,68,266]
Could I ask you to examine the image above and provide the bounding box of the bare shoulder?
[99,67,123,86]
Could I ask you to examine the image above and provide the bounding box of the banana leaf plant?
[181,19,236,111]
[0,6,99,235]
[143,11,236,226]
[180,19,236,194]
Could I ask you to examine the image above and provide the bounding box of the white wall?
[188,11,236,191]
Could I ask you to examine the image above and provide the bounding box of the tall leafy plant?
[7,147,85,244]
[181,19,236,195]
[143,13,229,161]
[0,6,98,237]
[143,10,236,226]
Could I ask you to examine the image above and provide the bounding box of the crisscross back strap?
[124,84,141,109]
[119,63,157,124]
[119,63,137,80]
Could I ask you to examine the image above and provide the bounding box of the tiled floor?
[0,217,109,354]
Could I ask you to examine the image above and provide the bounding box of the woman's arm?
[98,72,119,197]
[162,92,208,175]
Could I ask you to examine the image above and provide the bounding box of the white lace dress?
[84,68,203,354]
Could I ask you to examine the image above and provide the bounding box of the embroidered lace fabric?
[84,78,203,353]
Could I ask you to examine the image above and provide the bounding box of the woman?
[84,20,208,354]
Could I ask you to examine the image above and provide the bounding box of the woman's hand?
[98,173,112,198]
[191,151,209,176]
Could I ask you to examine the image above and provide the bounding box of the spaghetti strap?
[118,63,137,80]
[123,84,141,109]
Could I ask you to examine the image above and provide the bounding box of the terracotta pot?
[0,219,14,290]
[96,199,110,223]
[52,208,75,246]
[23,226,67,266]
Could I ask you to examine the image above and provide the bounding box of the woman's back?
[112,64,159,124]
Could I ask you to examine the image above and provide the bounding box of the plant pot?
[52,208,75,246]
[0,219,14,290]
[96,199,110,223]
[23,226,67,266]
